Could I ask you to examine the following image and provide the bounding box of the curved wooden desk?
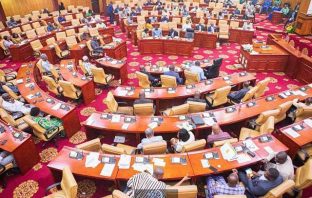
[138,37,194,56]
[60,59,96,105]
[47,135,286,182]
[112,72,255,112]
[16,62,81,137]
[85,85,312,142]
[95,57,128,84]
[0,120,39,174]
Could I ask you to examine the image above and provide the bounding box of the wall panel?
[2,0,54,17]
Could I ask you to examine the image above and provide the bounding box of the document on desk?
[16,79,24,84]
[284,128,300,138]
[220,142,237,161]
[100,163,115,177]
[201,159,210,168]
[237,154,251,164]
[243,139,259,152]
[148,122,158,129]
[85,152,100,168]
[118,154,131,169]
[304,119,312,128]
[122,123,130,130]
[293,90,307,96]
[111,114,121,123]
[118,90,128,96]
[264,146,276,161]
[52,103,62,110]
[203,117,216,126]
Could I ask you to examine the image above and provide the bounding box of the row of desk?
[84,85,312,143]
[47,135,286,182]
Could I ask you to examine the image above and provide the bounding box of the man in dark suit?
[164,65,183,84]
[140,66,160,86]
[195,23,205,31]
[207,23,217,33]
[227,81,250,103]
[90,36,103,55]
[238,168,283,197]
[168,28,179,38]
[134,91,154,105]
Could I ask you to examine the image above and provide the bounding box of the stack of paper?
[132,163,154,174]
[203,117,216,126]
[284,128,300,138]
[85,152,100,168]
[237,154,251,164]
[118,154,131,169]
[100,163,115,177]
[148,122,158,129]
[304,119,312,128]
[220,142,237,161]
[177,122,194,131]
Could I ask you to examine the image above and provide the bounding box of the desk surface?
[248,45,289,56]
[85,85,312,134]
[95,57,126,70]
[60,59,91,87]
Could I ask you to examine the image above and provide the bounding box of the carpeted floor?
[0,15,311,198]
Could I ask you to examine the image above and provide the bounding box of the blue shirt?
[189,65,206,80]
[152,28,162,37]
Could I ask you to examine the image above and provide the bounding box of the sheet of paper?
[16,79,24,84]
[118,90,128,96]
[293,90,307,96]
[154,160,166,167]
[118,154,131,169]
[86,118,94,125]
[220,142,237,161]
[201,159,210,168]
[122,123,130,130]
[236,154,251,164]
[152,158,164,164]
[304,119,312,128]
[243,139,259,152]
[111,114,121,123]
[148,122,158,129]
[85,152,100,168]
[284,128,300,138]
[114,136,125,143]
[264,146,276,161]
[26,94,34,99]
[52,103,61,110]
[203,117,216,126]
[177,122,194,131]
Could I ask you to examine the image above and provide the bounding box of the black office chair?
[204,58,223,79]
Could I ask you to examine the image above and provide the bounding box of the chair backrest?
[0,108,16,126]
[295,158,312,190]
[76,138,102,152]
[171,103,189,116]
[172,17,181,24]
[159,22,169,31]
[66,29,76,37]
[207,19,217,26]
[136,71,151,88]
[230,21,240,29]
[262,180,295,198]
[41,13,49,19]
[86,40,93,52]
[30,40,43,51]
[142,141,167,155]
[32,22,41,29]
[58,80,79,99]
[182,139,206,152]
[184,70,200,85]
[11,27,22,34]
[89,28,99,37]
[61,166,78,198]
[277,101,293,116]
[21,24,32,32]
[65,36,78,48]
[12,15,21,21]
[60,10,68,15]
[65,15,73,21]
[166,185,198,198]
[259,116,275,135]
[211,85,231,106]
[68,5,75,10]
[42,76,58,93]
[35,26,46,35]
[213,138,238,147]
[26,29,37,39]
[295,106,312,122]
[101,143,125,154]
[103,91,118,113]
[91,67,108,84]
[56,31,67,41]
[168,22,178,29]
[256,109,280,125]
[134,103,154,116]
[208,58,223,78]
[254,78,270,98]
[2,85,18,100]
[219,24,229,35]
[187,101,206,113]
[75,13,84,19]
[241,86,258,102]
[219,20,228,26]
[46,37,56,46]
[161,75,177,88]
[71,19,80,26]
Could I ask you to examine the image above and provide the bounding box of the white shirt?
[243,22,253,30]
[175,131,195,152]
[137,136,163,149]
[2,100,31,114]
[182,23,192,31]
[96,23,107,29]
[267,156,294,181]
[82,62,93,75]
[3,40,13,49]
[189,65,206,80]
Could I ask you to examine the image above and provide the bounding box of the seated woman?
[30,107,62,131]
[170,128,195,153]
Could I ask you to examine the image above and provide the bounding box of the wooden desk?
[99,27,115,36]
[16,62,81,137]
[48,146,119,181]
[272,11,283,24]
[275,117,312,158]
[60,59,96,105]
[70,41,88,65]
[95,57,128,84]
[138,38,194,56]
[104,41,127,60]
[193,32,218,49]
[116,153,194,180]
[188,135,287,176]
[0,121,39,174]
[238,45,289,72]
[84,85,312,142]
[112,72,255,113]
[229,28,254,44]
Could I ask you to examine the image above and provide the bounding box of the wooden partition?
[2,0,54,17]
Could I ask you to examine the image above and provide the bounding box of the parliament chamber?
[0,0,312,197]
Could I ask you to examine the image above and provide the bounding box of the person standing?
[107,2,114,24]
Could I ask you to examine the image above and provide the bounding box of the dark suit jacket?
[168,30,179,38]
[134,98,153,105]
[228,87,250,102]
[141,71,157,82]
[207,26,217,32]
[247,175,283,197]
[195,24,206,31]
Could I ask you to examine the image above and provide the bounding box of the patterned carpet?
[0,15,311,197]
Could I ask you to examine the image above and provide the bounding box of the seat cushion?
[116,144,136,155]
[117,106,133,115]
[239,127,260,141]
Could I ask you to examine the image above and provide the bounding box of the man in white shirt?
[3,36,14,49]
[96,21,107,29]
[182,21,192,31]
[263,151,294,181]
[81,56,95,76]
[243,21,253,30]
[1,93,32,115]
[137,128,163,149]
[189,61,207,81]
[40,54,52,74]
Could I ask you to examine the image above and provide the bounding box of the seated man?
[139,66,160,86]
[0,150,16,167]
[164,65,183,84]
[281,4,290,16]
[182,20,192,31]
[189,61,206,81]
[233,8,241,15]
[149,16,157,23]
[168,28,179,38]
[30,107,62,130]
[96,21,107,29]
[227,81,250,103]
[262,151,294,181]
[207,23,217,33]
[47,22,56,32]
[206,171,245,197]
[160,15,169,22]
[7,17,18,28]
[1,93,32,115]
[195,23,205,31]
[137,128,163,149]
[40,54,53,75]
[90,36,103,55]
[125,167,190,198]
[80,31,90,41]
[261,0,272,14]
[0,81,19,95]
[134,91,153,105]
[243,21,254,30]
[57,15,66,23]
[152,27,162,38]
[207,124,232,145]
[186,91,208,109]
[81,56,95,76]
[3,36,14,49]
[238,168,283,197]
[141,28,149,38]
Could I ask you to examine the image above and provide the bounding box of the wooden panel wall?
[61,0,92,9]
[2,0,54,17]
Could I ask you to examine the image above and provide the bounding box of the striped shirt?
[207,176,245,197]
[126,172,166,198]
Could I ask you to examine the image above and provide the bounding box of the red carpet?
[0,15,311,198]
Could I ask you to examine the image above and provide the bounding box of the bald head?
[227,173,239,187]
[275,151,287,164]
[144,128,154,138]
[212,124,222,134]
